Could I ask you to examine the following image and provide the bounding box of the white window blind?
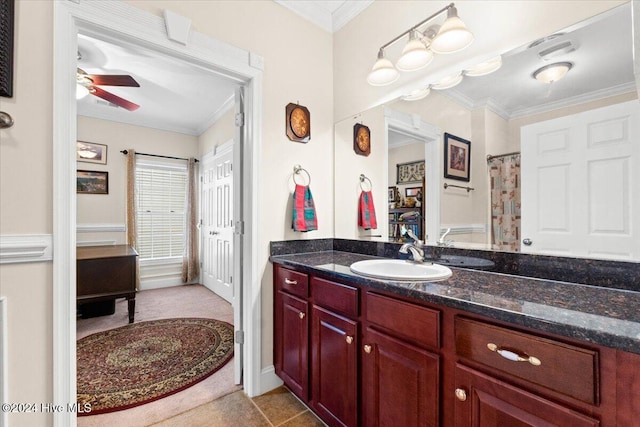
[136,159,187,260]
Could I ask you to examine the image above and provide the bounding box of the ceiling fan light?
[430,6,474,54]
[533,62,572,83]
[77,149,98,159]
[431,72,463,90]
[367,50,399,86]
[402,86,431,101]
[76,84,90,100]
[464,56,502,77]
[396,32,433,72]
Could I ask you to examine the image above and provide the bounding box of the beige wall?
[0,0,333,424]
[199,108,235,157]
[77,116,199,246]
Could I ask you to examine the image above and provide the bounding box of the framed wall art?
[0,0,15,97]
[396,160,425,185]
[285,103,310,143]
[388,186,397,202]
[444,132,471,182]
[353,123,370,156]
[77,170,109,194]
[76,141,108,164]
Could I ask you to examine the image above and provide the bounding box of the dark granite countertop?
[270,250,640,355]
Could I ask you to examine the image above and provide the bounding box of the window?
[136,159,187,260]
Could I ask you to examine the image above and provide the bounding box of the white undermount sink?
[349,259,452,282]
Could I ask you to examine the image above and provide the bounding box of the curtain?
[126,149,140,287]
[182,158,200,283]
[488,154,521,251]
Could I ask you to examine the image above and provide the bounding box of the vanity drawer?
[366,292,440,349]
[275,266,309,298]
[455,317,598,404]
[311,277,359,318]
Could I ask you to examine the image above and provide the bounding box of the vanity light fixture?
[367,2,473,86]
[431,72,464,90]
[402,86,431,101]
[533,62,573,84]
[463,55,502,77]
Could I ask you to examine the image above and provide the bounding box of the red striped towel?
[358,190,377,230]
[292,184,318,232]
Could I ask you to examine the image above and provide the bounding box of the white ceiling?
[76,2,633,138]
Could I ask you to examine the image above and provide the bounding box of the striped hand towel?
[358,190,377,230]
[292,184,318,232]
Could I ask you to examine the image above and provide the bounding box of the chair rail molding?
[76,223,126,233]
[0,234,53,264]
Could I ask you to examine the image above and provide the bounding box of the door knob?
[522,238,533,246]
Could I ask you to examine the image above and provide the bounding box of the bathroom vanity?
[271,240,640,427]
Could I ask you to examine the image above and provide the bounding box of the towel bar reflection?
[293,165,311,186]
[359,174,372,191]
[444,182,474,192]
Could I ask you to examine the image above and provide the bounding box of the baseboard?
[256,365,283,397]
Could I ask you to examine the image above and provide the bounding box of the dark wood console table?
[77,245,138,323]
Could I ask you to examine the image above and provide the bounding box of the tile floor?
[151,386,326,427]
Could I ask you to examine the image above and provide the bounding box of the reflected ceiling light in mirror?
[367,49,400,86]
[396,31,434,72]
[367,3,472,86]
[532,62,573,83]
[402,86,431,101]
[431,72,463,90]
[430,5,475,54]
[463,56,502,77]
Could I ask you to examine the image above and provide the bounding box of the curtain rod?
[120,150,199,163]
[486,151,520,161]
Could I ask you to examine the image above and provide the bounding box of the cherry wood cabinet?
[272,262,640,427]
[453,364,599,427]
[362,326,440,427]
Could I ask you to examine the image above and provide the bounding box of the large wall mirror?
[334,2,640,262]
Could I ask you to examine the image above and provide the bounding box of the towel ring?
[359,174,372,191]
[293,165,311,186]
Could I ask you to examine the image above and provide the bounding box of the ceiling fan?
[76,68,141,111]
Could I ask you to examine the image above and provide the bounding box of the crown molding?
[274,0,373,33]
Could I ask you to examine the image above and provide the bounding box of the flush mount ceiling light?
[464,55,502,77]
[367,2,473,86]
[533,62,573,84]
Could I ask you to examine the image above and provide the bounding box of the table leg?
[128,297,135,323]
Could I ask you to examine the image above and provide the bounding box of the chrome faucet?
[399,225,425,263]
[437,228,452,246]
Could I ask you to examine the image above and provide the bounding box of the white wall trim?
[440,224,488,235]
[0,297,7,427]
[0,235,53,264]
[274,0,333,32]
[76,240,117,247]
[384,107,442,245]
[196,94,235,136]
[260,365,283,394]
[331,0,375,32]
[76,223,126,233]
[54,2,264,425]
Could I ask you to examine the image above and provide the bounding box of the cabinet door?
[311,306,358,427]
[362,327,440,427]
[276,291,309,401]
[454,364,599,427]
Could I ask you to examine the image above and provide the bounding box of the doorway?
[53,2,264,426]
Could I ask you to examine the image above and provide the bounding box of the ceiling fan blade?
[90,87,140,111]
[88,74,140,87]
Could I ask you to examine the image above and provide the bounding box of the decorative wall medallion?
[286,103,310,143]
[353,123,371,156]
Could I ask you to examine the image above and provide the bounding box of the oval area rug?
[77,317,234,415]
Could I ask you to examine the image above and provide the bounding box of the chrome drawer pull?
[487,343,541,366]
[284,278,298,285]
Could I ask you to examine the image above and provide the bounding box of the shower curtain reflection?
[488,153,521,251]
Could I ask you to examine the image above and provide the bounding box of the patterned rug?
[77,318,234,415]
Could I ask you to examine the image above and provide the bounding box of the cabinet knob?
[363,344,372,354]
[455,388,467,401]
[298,312,305,319]
[522,238,533,246]
[284,278,298,285]
[346,335,353,344]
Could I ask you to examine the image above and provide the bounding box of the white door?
[202,141,235,303]
[521,100,640,260]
